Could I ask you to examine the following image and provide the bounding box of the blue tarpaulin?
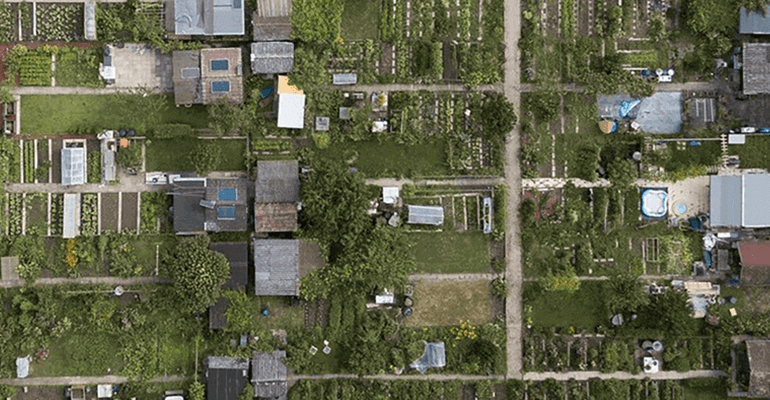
[619,100,641,118]
[704,250,713,267]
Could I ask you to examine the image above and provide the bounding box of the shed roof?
[744,43,770,95]
[256,0,290,17]
[710,175,770,228]
[209,298,229,329]
[739,242,770,286]
[251,351,288,399]
[253,239,300,296]
[743,174,770,227]
[252,15,291,41]
[250,42,294,74]
[201,48,244,105]
[101,138,116,183]
[205,356,249,400]
[277,93,306,129]
[63,193,81,239]
[203,178,249,232]
[172,50,203,105]
[0,256,19,281]
[332,73,357,85]
[173,0,245,36]
[741,6,770,35]
[747,340,770,397]
[315,116,330,131]
[407,205,444,226]
[172,180,207,233]
[255,160,300,203]
[255,203,298,232]
[61,147,86,186]
[210,242,249,289]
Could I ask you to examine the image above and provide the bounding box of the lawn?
[408,232,490,273]
[318,139,450,178]
[405,279,491,327]
[31,329,124,376]
[526,281,605,331]
[145,139,246,172]
[681,378,730,400]
[341,0,380,40]
[729,135,770,169]
[21,95,209,134]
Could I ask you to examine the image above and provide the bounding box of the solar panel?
[210,59,229,71]
[218,188,237,201]
[218,206,235,220]
[211,80,231,93]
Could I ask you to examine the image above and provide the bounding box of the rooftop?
[61,146,86,186]
[205,356,249,400]
[407,205,445,226]
[251,351,288,400]
[255,203,298,232]
[744,43,770,95]
[210,242,249,289]
[253,239,300,296]
[172,0,245,36]
[172,178,249,234]
[255,160,300,203]
[173,48,243,105]
[747,340,770,397]
[739,242,770,286]
[740,6,770,35]
[250,42,294,74]
[710,175,770,228]
[252,0,291,42]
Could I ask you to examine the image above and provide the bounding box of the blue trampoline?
[218,188,237,201]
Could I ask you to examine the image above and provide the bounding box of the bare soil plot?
[121,192,138,232]
[50,138,62,183]
[16,386,67,400]
[404,279,492,327]
[101,193,119,233]
[26,193,48,235]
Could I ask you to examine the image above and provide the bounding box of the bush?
[188,381,204,400]
[87,150,101,183]
[151,123,193,139]
[189,141,221,175]
[0,385,17,399]
[117,144,142,169]
[491,277,508,298]
[491,258,506,273]
[492,184,507,240]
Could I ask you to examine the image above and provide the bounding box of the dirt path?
[503,0,523,379]
[409,273,498,282]
[0,375,186,386]
[365,177,505,187]
[325,83,503,93]
[523,369,727,381]
[0,276,169,288]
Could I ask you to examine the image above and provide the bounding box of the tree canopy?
[289,47,332,91]
[480,94,517,142]
[602,274,648,317]
[290,0,343,43]
[168,235,230,312]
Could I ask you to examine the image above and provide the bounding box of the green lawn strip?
[408,231,490,273]
[31,329,124,376]
[681,378,731,400]
[341,0,381,40]
[526,280,605,331]
[318,139,450,178]
[729,135,770,169]
[21,95,209,134]
[146,139,246,172]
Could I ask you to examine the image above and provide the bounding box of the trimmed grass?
[405,279,492,327]
[318,139,450,178]
[526,281,605,331]
[681,378,730,400]
[409,232,490,273]
[341,0,380,40]
[729,135,770,169]
[146,139,246,172]
[21,95,209,134]
[32,329,124,376]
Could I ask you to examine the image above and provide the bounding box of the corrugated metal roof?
[257,0,290,17]
[252,15,291,41]
[174,0,245,35]
[255,160,299,203]
[205,356,249,400]
[332,73,357,85]
[710,175,741,228]
[744,174,770,227]
[252,351,288,399]
[63,193,81,239]
[277,93,305,129]
[61,147,86,186]
[741,6,770,35]
[250,42,294,74]
[744,43,770,95]
[407,205,444,226]
[253,239,300,296]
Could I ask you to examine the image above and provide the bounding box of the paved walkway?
[503,0,523,379]
[365,177,504,188]
[0,375,186,386]
[325,83,503,93]
[522,370,727,381]
[522,177,611,189]
[409,273,499,282]
[519,81,720,93]
[13,87,160,95]
[5,175,153,194]
[0,276,169,288]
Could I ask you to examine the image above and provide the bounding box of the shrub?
[188,381,204,400]
[491,258,506,273]
[189,141,221,175]
[150,123,192,139]
[0,385,17,399]
[491,277,508,298]
[492,184,507,240]
[117,144,142,169]
[87,150,101,183]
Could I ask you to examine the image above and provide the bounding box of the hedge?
[493,184,507,240]
[151,124,193,139]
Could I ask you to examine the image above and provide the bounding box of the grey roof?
[1,256,19,281]
[332,73,357,85]
[172,50,202,105]
[209,298,228,329]
[710,174,770,228]
[315,116,330,131]
[256,0,290,17]
[172,180,206,233]
[210,242,249,289]
[173,0,245,36]
[744,43,770,95]
[252,351,288,400]
[255,160,300,203]
[339,107,351,120]
[101,139,116,183]
[409,342,446,373]
[253,239,300,296]
[250,42,294,74]
[61,147,86,186]
[407,205,444,226]
[747,340,770,397]
[205,356,249,400]
[741,6,770,35]
[84,1,96,40]
[252,15,291,41]
[63,193,81,239]
[173,178,249,234]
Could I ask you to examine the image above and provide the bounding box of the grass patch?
[408,232,490,273]
[341,0,380,40]
[318,139,450,178]
[146,139,246,172]
[729,135,770,169]
[405,279,492,327]
[525,280,605,331]
[32,329,123,376]
[54,48,103,87]
[681,378,730,400]
[21,95,209,134]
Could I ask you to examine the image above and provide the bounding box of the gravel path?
[523,369,727,381]
[409,273,499,282]
[0,276,169,288]
[0,375,185,386]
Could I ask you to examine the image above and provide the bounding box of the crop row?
[8,193,22,235]
[23,140,34,183]
[81,193,97,236]
[252,140,292,152]
[50,193,63,236]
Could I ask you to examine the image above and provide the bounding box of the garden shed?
[710,175,770,228]
[98,130,117,183]
[170,0,245,36]
[409,342,446,373]
[252,0,291,41]
[63,193,81,239]
[407,205,444,226]
[251,351,288,400]
[253,239,300,296]
[332,73,357,85]
[0,256,19,281]
[61,146,86,186]
[745,340,770,397]
[210,242,249,289]
[172,178,249,234]
[276,76,305,129]
[254,160,300,232]
[738,241,770,286]
[173,48,244,105]
[743,43,770,95]
[204,356,249,400]
[315,117,330,131]
[250,42,294,74]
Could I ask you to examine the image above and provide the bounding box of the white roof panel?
[63,193,81,239]
[277,93,305,129]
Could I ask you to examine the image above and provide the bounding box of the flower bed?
[36,3,84,41]
[81,193,97,236]
[55,47,103,87]
[87,150,100,183]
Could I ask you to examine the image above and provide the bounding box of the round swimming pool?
[641,189,667,218]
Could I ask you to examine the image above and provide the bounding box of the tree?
[481,95,517,142]
[168,235,230,312]
[238,383,254,400]
[289,47,331,91]
[607,159,637,188]
[208,101,253,136]
[527,90,560,123]
[543,266,580,293]
[604,6,623,38]
[291,0,343,43]
[640,290,696,339]
[602,274,648,316]
[188,381,205,400]
[189,141,221,176]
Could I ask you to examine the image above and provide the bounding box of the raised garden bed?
[101,193,118,233]
[35,3,84,41]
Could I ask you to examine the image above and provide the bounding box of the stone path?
[0,375,186,386]
[6,176,153,194]
[409,273,498,282]
[523,369,727,381]
[503,0,523,378]
[365,177,504,188]
[0,276,169,288]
